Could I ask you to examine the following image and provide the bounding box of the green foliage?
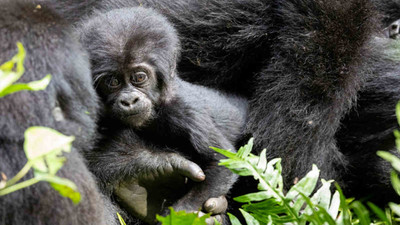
[0,127,80,204]
[156,135,400,225]
[0,43,80,204]
[0,42,51,97]
[211,138,396,225]
[157,208,210,225]
[377,101,400,217]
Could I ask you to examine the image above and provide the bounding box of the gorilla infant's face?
[97,62,161,127]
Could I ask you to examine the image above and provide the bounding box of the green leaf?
[350,201,371,225]
[303,179,333,215]
[156,208,208,225]
[389,203,400,217]
[335,184,351,225]
[36,172,81,204]
[24,126,75,173]
[367,202,391,225]
[328,191,341,220]
[377,151,400,173]
[227,213,242,225]
[22,127,80,203]
[0,74,51,97]
[0,42,26,94]
[390,170,400,196]
[237,138,254,159]
[210,147,237,159]
[394,130,400,152]
[117,213,127,225]
[239,209,260,225]
[234,191,271,203]
[286,164,319,201]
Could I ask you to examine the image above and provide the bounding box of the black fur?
[0,1,117,224]
[78,7,247,224]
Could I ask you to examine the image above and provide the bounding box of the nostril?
[132,97,139,104]
[120,100,130,107]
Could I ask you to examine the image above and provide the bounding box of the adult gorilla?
[0,1,117,224]
[51,0,400,207]
[92,0,400,203]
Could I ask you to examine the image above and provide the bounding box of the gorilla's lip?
[125,112,141,117]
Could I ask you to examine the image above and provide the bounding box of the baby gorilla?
[79,7,248,224]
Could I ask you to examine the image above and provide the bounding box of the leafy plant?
[213,139,341,225]
[0,42,51,98]
[157,136,399,225]
[0,43,80,204]
[377,102,400,218]
[157,207,211,225]
[0,127,81,204]
[214,139,400,225]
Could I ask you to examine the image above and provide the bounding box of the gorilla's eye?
[108,77,120,88]
[131,71,148,84]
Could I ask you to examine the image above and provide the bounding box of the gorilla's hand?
[114,153,227,224]
[200,196,228,225]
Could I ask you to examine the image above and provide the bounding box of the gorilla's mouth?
[119,111,152,128]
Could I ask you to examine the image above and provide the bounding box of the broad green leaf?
[117,213,127,225]
[0,74,51,97]
[24,126,75,173]
[156,208,208,225]
[0,42,25,94]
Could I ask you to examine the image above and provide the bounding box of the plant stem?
[0,178,39,196]
[5,161,32,187]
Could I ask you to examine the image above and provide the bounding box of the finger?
[205,215,222,225]
[204,196,228,214]
[171,156,206,182]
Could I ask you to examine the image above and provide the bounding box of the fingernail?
[207,201,216,209]
[198,171,206,179]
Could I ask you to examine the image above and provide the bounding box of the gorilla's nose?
[119,95,139,110]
